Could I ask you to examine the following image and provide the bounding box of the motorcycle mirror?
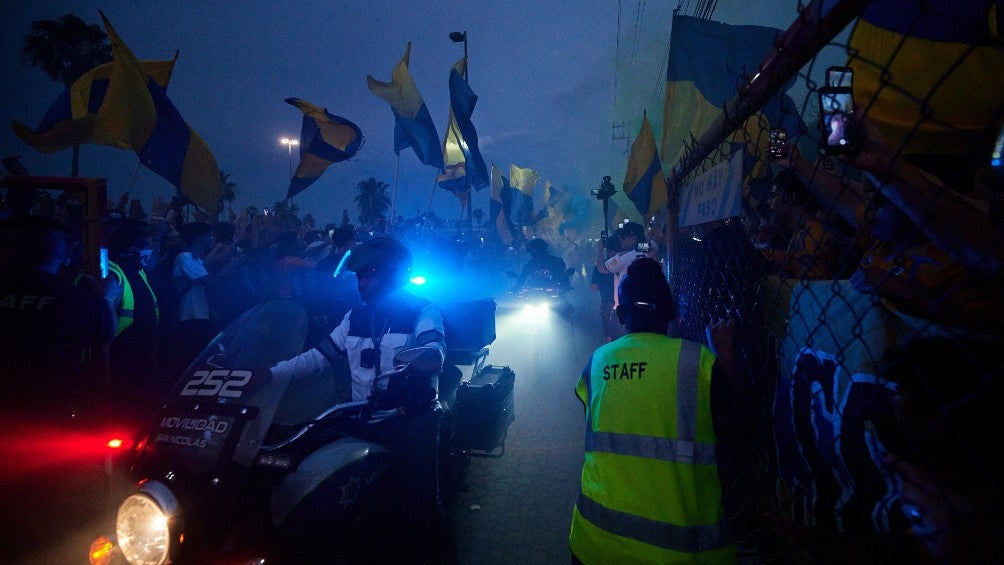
[392,345,443,376]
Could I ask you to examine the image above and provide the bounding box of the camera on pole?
[591,176,617,200]
[591,176,617,241]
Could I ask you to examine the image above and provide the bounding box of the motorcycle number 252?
[180,369,253,398]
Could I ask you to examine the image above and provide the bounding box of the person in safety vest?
[270,236,457,565]
[104,222,168,423]
[0,215,117,560]
[570,257,748,564]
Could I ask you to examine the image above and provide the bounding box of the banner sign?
[678,150,744,227]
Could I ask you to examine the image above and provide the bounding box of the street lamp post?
[279,137,299,178]
[449,30,471,236]
[449,31,468,82]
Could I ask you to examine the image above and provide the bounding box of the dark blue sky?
[2,1,809,231]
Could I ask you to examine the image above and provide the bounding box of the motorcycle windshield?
[140,300,312,473]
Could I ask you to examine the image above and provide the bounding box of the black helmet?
[526,238,549,254]
[346,237,412,286]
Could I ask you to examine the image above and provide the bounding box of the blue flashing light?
[410,275,428,286]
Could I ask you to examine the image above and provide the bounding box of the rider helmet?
[346,237,412,288]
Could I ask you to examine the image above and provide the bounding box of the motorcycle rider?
[517,237,571,292]
[270,236,456,564]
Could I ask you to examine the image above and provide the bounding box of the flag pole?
[392,153,401,228]
[426,171,438,217]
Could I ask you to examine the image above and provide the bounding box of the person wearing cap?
[570,257,748,564]
[270,236,456,564]
[603,221,659,339]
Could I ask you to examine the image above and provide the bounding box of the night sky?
[2,1,810,230]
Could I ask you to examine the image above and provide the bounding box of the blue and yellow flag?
[284,98,363,199]
[489,162,513,246]
[623,112,668,220]
[13,13,221,212]
[848,0,1004,158]
[507,163,538,227]
[660,14,802,174]
[91,12,157,151]
[367,43,444,170]
[12,56,176,154]
[440,57,489,193]
[438,59,470,196]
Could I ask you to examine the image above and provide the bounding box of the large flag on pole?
[12,56,177,154]
[284,98,363,199]
[13,13,221,212]
[622,112,668,220]
[438,57,489,195]
[367,43,444,170]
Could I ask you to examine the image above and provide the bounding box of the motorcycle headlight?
[115,481,177,565]
[519,302,551,322]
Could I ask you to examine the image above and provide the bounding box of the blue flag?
[284,98,363,199]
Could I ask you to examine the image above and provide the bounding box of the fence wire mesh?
[663,1,1003,562]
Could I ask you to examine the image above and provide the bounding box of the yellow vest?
[105,261,159,337]
[570,333,736,564]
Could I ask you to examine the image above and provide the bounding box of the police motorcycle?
[88,299,449,565]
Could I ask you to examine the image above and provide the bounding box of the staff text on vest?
[602,361,648,380]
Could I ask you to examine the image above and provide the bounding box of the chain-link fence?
[664,1,1003,562]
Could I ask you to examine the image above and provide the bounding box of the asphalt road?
[449,279,606,565]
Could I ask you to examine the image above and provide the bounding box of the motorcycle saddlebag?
[453,364,515,454]
[440,299,496,352]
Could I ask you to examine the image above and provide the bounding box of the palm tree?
[218,170,237,220]
[271,199,300,231]
[354,177,391,227]
[21,14,112,177]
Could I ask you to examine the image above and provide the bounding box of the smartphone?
[819,87,856,154]
[636,241,651,253]
[826,66,854,89]
[767,128,788,159]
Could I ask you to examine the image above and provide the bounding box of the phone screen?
[819,88,855,153]
[827,66,853,88]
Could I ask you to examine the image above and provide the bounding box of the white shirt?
[271,299,446,401]
[604,249,647,307]
[173,251,210,321]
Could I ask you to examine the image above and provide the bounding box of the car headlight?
[115,481,177,565]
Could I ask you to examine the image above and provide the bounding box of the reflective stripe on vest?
[583,339,714,465]
[576,491,731,553]
[107,261,159,337]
